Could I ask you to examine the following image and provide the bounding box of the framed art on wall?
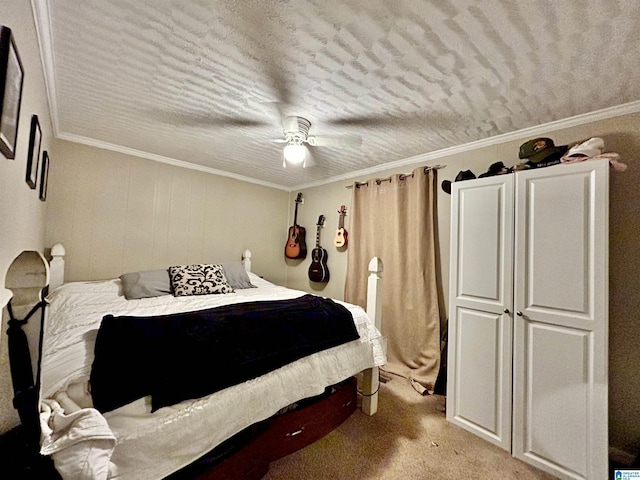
[26,115,41,189]
[0,25,24,160]
[39,150,49,201]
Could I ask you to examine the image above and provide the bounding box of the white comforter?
[40,274,385,479]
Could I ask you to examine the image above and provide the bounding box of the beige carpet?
[263,374,557,480]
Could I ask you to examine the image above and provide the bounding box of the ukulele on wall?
[333,205,348,248]
[308,215,330,283]
[285,192,307,259]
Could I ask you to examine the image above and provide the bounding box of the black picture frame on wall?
[0,25,24,160]
[39,150,49,201]
[26,115,41,189]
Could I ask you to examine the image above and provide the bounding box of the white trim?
[57,132,290,191]
[55,94,639,193]
[58,99,640,192]
[31,0,59,136]
[294,100,640,190]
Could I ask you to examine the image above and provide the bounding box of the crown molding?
[31,0,59,136]
[56,100,640,193]
[293,100,640,190]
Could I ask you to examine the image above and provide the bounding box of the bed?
[4,245,385,480]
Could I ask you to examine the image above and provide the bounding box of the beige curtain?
[345,166,441,392]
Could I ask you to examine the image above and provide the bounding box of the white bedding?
[40,273,386,480]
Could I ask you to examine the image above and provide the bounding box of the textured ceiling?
[35,0,640,189]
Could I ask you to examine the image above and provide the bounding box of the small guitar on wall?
[285,192,307,259]
[333,205,348,248]
[308,215,330,283]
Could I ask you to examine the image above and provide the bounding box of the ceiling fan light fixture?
[283,142,306,166]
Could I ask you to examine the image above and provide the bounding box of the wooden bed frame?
[3,244,383,479]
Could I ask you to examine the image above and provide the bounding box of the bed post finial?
[49,243,66,291]
[242,249,252,273]
[362,256,383,416]
[366,257,383,331]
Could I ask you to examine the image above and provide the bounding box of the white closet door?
[512,160,608,479]
[447,175,514,450]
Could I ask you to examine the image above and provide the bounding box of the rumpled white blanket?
[40,398,116,480]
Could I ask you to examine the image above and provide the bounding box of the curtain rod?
[345,164,445,189]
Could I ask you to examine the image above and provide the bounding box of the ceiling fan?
[272,115,362,168]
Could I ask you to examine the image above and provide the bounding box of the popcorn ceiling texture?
[40,0,640,187]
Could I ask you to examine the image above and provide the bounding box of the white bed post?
[362,256,383,416]
[242,249,252,273]
[49,244,66,292]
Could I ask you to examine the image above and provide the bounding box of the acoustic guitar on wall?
[333,205,348,248]
[308,215,330,282]
[285,193,307,259]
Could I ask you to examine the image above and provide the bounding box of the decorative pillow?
[119,269,172,300]
[168,264,234,296]
[221,261,256,289]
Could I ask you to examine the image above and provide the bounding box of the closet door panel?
[447,176,514,451]
[521,321,589,476]
[452,308,507,438]
[451,178,514,313]
[513,161,608,480]
[518,170,592,323]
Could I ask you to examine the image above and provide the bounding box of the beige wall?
[45,140,290,286]
[286,112,640,459]
[0,1,55,433]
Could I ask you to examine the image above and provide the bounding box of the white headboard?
[47,244,253,292]
[242,249,252,273]
[49,243,66,292]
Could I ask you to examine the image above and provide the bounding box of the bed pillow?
[119,269,172,300]
[221,261,256,289]
[168,264,234,296]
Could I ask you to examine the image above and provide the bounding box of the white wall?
[285,112,640,460]
[0,0,54,433]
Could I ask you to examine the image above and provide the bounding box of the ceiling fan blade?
[308,134,362,148]
[326,114,389,127]
[259,101,286,126]
[326,112,458,129]
[149,108,268,129]
[213,117,269,128]
[304,146,316,167]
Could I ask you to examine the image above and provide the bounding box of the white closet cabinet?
[446,160,608,480]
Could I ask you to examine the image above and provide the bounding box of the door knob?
[504,309,510,314]
[516,311,523,316]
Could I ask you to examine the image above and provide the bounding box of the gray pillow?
[168,264,234,296]
[119,269,172,300]
[221,261,256,289]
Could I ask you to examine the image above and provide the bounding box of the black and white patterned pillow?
[168,264,234,296]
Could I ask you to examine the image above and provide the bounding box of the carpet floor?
[263,373,557,480]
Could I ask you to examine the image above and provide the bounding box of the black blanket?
[90,294,359,413]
